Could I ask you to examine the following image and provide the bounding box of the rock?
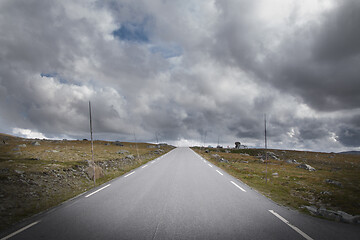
[211,154,220,159]
[272,172,279,176]
[268,152,280,160]
[31,141,40,146]
[325,179,342,187]
[15,170,25,174]
[218,158,229,163]
[303,205,318,215]
[104,143,110,146]
[85,165,104,180]
[52,150,59,153]
[297,163,316,171]
[114,141,124,146]
[126,155,135,160]
[225,150,230,153]
[205,149,209,153]
[240,153,250,156]
[12,147,20,151]
[286,159,299,164]
[18,144,27,148]
[320,191,332,195]
[242,161,249,163]
[117,150,130,154]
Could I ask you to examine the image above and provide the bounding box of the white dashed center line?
[216,170,223,176]
[208,164,213,168]
[230,181,246,192]
[142,164,148,169]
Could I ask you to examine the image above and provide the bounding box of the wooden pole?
[89,101,95,186]
[265,114,268,183]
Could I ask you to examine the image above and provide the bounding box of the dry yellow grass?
[192,147,360,217]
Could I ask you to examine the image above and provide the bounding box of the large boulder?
[85,165,104,180]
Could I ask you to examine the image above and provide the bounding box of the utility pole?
[133,131,140,160]
[89,101,95,186]
[265,114,268,184]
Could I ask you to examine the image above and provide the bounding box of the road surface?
[1,147,359,239]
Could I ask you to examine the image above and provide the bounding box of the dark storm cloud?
[0,0,359,151]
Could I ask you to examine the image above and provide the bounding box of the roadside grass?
[192,147,360,217]
[0,134,174,232]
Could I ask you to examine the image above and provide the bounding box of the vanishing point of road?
[1,147,359,239]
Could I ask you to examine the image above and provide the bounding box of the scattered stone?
[242,161,249,163]
[225,150,230,153]
[211,154,220,159]
[218,158,229,163]
[18,144,27,148]
[117,150,130,154]
[320,191,332,195]
[272,172,279,176]
[297,163,316,171]
[31,141,40,146]
[114,141,124,146]
[268,152,280,160]
[205,149,209,153]
[104,143,110,146]
[15,170,25,175]
[126,155,135,160]
[286,159,299,164]
[325,179,342,187]
[12,147,20,151]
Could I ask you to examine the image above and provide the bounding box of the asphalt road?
[1,147,359,240]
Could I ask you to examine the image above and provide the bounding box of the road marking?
[269,210,313,240]
[208,164,213,168]
[124,171,135,178]
[203,160,206,163]
[151,161,155,164]
[216,170,223,176]
[85,184,111,198]
[142,164,148,169]
[230,181,246,192]
[1,221,40,240]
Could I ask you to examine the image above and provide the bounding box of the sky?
[0,0,359,152]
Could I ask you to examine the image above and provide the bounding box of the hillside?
[0,134,174,231]
[193,147,360,223]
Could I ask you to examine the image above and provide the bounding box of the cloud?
[0,0,359,152]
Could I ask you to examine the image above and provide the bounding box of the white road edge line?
[269,210,313,240]
[142,164,148,169]
[208,164,213,168]
[151,161,155,164]
[216,170,223,176]
[1,221,40,240]
[230,181,246,192]
[85,184,111,198]
[124,171,135,178]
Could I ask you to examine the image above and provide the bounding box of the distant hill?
[338,151,360,155]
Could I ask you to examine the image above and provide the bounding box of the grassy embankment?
[192,147,360,218]
[0,133,174,231]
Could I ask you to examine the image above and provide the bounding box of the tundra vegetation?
[0,133,174,231]
[192,147,360,223]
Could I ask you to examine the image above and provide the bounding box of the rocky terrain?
[0,133,174,231]
[193,147,360,224]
